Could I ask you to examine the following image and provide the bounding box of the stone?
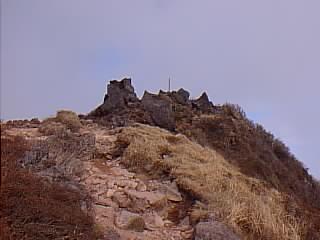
[177,88,190,102]
[112,191,131,208]
[115,210,145,232]
[95,197,119,209]
[191,92,214,113]
[93,205,116,228]
[136,181,147,191]
[179,216,190,226]
[195,221,240,240]
[106,189,116,198]
[171,88,190,105]
[115,179,138,189]
[141,91,175,131]
[98,78,139,114]
[126,189,167,208]
[162,182,183,202]
[103,227,120,240]
[144,211,164,229]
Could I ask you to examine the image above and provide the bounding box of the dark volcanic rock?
[177,88,190,102]
[100,78,138,113]
[141,91,175,131]
[171,88,190,105]
[195,221,240,240]
[89,78,216,129]
[192,92,214,113]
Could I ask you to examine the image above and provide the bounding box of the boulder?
[160,182,183,202]
[144,211,165,229]
[103,227,120,240]
[171,88,190,105]
[195,221,240,240]
[192,92,214,113]
[125,189,167,208]
[112,191,131,208]
[115,210,145,232]
[141,91,175,131]
[100,78,138,113]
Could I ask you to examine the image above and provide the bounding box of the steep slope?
[2,78,320,239]
[116,124,307,240]
[88,78,320,239]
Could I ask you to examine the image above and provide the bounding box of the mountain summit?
[1,78,320,240]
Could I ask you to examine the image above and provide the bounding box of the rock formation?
[141,91,175,131]
[191,92,214,113]
[90,78,215,131]
[99,78,139,114]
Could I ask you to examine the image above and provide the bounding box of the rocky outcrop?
[141,91,175,131]
[195,221,240,240]
[89,78,216,130]
[172,88,191,105]
[191,92,214,113]
[99,78,138,114]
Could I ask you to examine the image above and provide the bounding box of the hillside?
[1,78,320,240]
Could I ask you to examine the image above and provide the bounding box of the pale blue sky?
[1,0,319,178]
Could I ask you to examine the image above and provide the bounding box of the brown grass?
[0,134,100,240]
[179,104,320,211]
[39,110,82,135]
[117,124,306,240]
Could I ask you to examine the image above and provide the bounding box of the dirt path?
[80,127,195,239]
[3,125,195,239]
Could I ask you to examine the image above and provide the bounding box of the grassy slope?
[117,124,307,240]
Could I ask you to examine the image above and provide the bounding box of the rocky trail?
[3,123,196,240]
[82,127,195,239]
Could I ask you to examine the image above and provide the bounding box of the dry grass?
[0,134,100,240]
[39,110,82,135]
[56,110,82,131]
[179,104,320,212]
[117,124,305,240]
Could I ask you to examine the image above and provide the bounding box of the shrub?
[0,135,100,240]
[56,110,82,132]
[39,110,82,135]
[38,120,68,136]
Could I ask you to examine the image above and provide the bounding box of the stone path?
[79,128,194,240]
[3,125,195,239]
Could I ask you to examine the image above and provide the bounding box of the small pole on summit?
[168,77,171,92]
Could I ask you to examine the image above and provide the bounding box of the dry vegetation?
[39,110,82,135]
[117,124,318,240]
[0,132,99,239]
[179,104,320,210]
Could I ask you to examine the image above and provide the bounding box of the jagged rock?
[144,211,165,229]
[161,182,183,202]
[195,221,240,240]
[114,179,138,189]
[136,181,147,191]
[177,88,190,101]
[115,210,145,232]
[125,189,167,208]
[171,88,190,105]
[95,197,119,209]
[103,227,120,240]
[141,91,175,130]
[112,191,131,208]
[99,78,138,113]
[106,189,116,198]
[192,92,214,113]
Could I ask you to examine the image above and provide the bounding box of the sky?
[1,0,319,178]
